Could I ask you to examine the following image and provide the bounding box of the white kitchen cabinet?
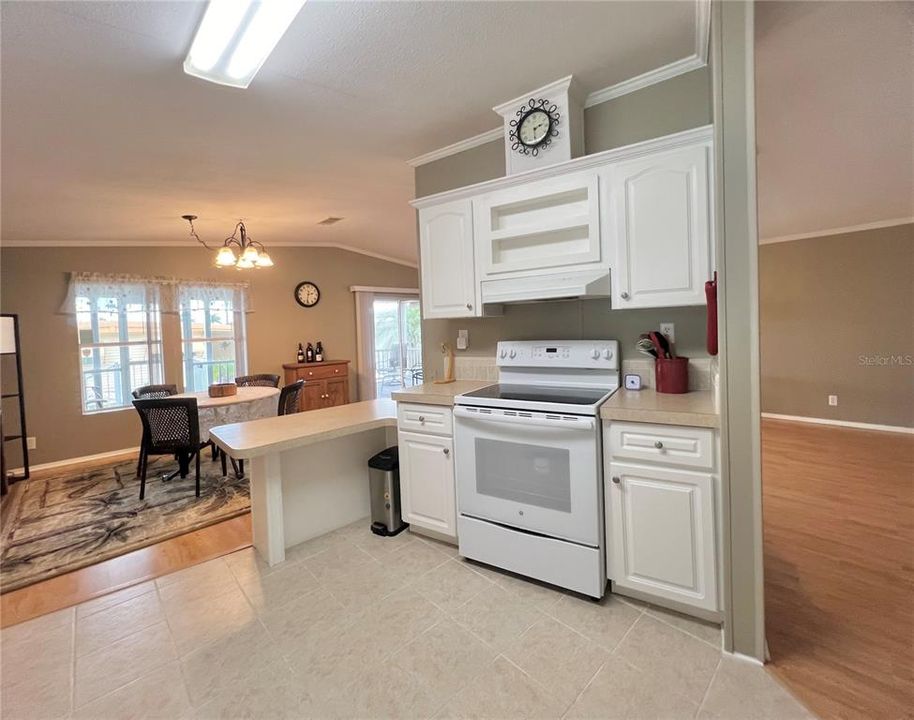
[418,199,478,319]
[605,461,718,612]
[398,430,456,538]
[604,141,712,308]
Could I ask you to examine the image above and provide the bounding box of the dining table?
[172,386,280,477]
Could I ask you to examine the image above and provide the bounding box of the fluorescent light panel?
[184,0,305,89]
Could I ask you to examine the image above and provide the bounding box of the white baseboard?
[10,446,140,475]
[761,413,914,435]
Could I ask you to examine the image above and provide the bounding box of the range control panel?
[496,340,620,369]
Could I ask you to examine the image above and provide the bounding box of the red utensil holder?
[655,357,689,394]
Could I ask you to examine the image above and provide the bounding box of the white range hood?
[480,268,611,305]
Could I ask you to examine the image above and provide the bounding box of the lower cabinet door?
[301,381,325,411]
[398,431,456,537]
[606,462,718,611]
[324,377,349,407]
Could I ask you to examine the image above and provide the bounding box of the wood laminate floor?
[762,418,914,720]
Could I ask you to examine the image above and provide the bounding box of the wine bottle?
[315,341,324,362]
[296,343,305,363]
[305,342,315,363]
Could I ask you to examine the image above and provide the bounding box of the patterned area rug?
[0,454,250,593]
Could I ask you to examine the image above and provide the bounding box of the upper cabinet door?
[605,142,712,308]
[419,199,477,319]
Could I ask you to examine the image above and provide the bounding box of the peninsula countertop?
[390,380,492,406]
[209,399,397,459]
[600,388,719,428]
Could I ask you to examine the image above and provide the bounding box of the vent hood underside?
[480,269,611,305]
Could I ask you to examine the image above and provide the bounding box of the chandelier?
[182,215,274,269]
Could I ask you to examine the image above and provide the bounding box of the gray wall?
[0,246,417,466]
[760,223,914,427]
[414,68,714,378]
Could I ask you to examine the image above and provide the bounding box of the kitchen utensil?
[649,331,671,359]
[636,336,658,358]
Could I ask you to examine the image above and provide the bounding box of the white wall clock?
[294,281,320,308]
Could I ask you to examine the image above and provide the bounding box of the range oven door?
[454,405,602,547]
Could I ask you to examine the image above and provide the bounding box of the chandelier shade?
[183,215,274,270]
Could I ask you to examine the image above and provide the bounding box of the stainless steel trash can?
[368,446,407,536]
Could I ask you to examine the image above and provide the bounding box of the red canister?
[655,357,689,394]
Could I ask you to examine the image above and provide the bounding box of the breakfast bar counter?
[209,400,398,566]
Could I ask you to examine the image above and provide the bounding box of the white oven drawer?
[397,403,453,436]
[607,421,714,471]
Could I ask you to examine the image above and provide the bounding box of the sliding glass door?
[373,297,422,399]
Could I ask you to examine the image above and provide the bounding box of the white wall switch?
[659,322,676,345]
[456,329,469,351]
[26,436,37,450]
[828,395,838,406]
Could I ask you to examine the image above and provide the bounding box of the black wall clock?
[294,281,320,307]
[509,98,561,156]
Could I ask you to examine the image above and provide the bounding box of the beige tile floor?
[0,520,814,720]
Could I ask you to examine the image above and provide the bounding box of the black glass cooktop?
[462,383,610,405]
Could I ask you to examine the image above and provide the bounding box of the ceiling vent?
[317,217,344,226]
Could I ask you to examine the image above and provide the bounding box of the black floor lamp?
[1,313,29,482]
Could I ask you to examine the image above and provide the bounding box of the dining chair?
[131,384,178,399]
[132,397,204,500]
[131,385,179,475]
[235,374,281,388]
[278,379,305,416]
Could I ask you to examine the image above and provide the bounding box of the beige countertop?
[600,388,719,428]
[209,399,397,459]
[391,380,492,406]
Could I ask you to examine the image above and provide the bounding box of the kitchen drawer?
[295,364,347,381]
[397,403,453,436]
[607,421,714,471]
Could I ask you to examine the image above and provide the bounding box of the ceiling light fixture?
[182,215,274,269]
[184,0,306,89]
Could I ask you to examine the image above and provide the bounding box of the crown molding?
[407,127,503,167]
[583,53,706,108]
[409,1,712,168]
[759,217,914,245]
[0,239,419,268]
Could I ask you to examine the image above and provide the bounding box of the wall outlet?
[659,322,676,345]
[456,329,469,351]
[828,395,838,407]
[26,436,37,450]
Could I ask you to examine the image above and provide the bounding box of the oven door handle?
[454,406,595,431]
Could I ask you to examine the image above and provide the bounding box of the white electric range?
[454,340,620,598]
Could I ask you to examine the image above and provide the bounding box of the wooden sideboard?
[282,359,351,412]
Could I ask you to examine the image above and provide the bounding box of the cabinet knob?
[612,476,621,484]
[334,369,339,374]
[466,302,473,310]
[620,292,630,300]
[443,448,450,456]
[418,415,425,423]
[654,441,664,449]
[308,371,313,376]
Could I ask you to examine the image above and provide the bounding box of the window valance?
[59,272,253,313]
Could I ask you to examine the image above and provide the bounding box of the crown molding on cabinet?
[759,217,914,245]
[411,124,713,209]
[408,0,712,167]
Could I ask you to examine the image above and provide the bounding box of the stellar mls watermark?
[858,354,913,366]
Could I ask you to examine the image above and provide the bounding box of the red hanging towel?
[705,271,718,356]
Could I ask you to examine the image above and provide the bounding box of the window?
[76,290,163,413]
[179,288,247,391]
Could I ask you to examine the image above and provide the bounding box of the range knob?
[509,349,517,359]
[499,348,507,359]
[590,348,600,360]
[602,348,613,360]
